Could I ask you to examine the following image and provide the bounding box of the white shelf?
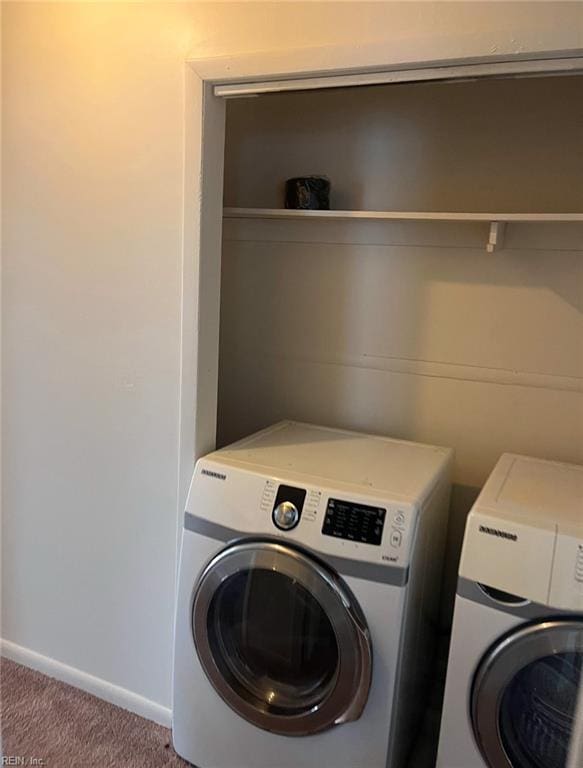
[223,208,583,223]
[223,208,583,252]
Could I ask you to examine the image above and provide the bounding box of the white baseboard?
[1,639,172,728]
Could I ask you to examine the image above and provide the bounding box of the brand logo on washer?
[201,469,227,481]
[479,524,518,542]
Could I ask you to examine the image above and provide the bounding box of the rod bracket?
[487,221,506,253]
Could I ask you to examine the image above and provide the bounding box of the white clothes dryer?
[173,421,453,768]
[437,453,583,768]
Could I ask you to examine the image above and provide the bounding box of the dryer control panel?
[258,475,415,567]
[190,460,423,570]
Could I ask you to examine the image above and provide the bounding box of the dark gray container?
[285,176,330,210]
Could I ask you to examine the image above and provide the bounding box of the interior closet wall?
[218,76,583,611]
[223,77,583,212]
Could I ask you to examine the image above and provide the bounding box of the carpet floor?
[1,658,441,767]
[1,659,190,767]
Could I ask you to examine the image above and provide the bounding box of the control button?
[390,529,402,548]
[394,513,405,526]
[273,501,300,531]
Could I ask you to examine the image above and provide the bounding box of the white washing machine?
[437,453,583,768]
[173,421,453,768]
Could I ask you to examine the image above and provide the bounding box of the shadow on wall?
[440,483,480,630]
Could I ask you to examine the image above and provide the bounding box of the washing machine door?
[471,619,583,768]
[192,539,372,736]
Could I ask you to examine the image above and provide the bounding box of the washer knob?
[273,501,299,531]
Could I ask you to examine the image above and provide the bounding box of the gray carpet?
[1,657,442,767]
[0,658,189,767]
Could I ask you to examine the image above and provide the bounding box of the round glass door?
[208,568,339,711]
[192,540,372,736]
[471,619,583,768]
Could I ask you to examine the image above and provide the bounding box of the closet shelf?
[223,208,583,252]
[223,208,583,223]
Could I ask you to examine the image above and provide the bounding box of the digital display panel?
[322,498,386,546]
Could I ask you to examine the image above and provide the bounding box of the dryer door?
[192,540,372,736]
[471,619,583,768]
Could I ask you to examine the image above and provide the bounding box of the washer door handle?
[334,611,373,725]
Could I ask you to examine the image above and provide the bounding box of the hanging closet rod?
[214,56,583,98]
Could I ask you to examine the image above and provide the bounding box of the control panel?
[254,474,412,566]
[322,498,386,546]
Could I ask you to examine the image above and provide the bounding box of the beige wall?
[2,1,582,714]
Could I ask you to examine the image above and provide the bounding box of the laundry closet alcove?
[182,51,583,615]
